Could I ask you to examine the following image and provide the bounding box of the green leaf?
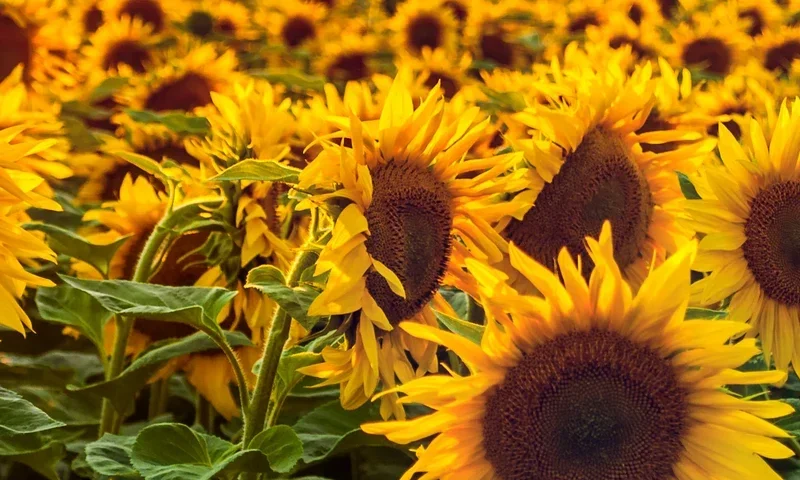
[125,109,210,134]
[685,307,727,320]
[248,425,304,473]
[35,285,113,352]
[775,399,800,436]
[62,115,104,151]
[113,150,170,186]
[434,310,484,345]
[0,428,82,480]
[677,172,701,200]
[292,401,388,466]
[245,265,322,330]
[275,345,322,404]
[0,386,65,436]
[89,76,129,103]
[71,331,251,415]
[85,433,140,478]
[210,159,301,184]
[25,223,130,277]
[438,287,469,319]
[131,423,301,479]
[249,69,326,91]
[59,275,237,337]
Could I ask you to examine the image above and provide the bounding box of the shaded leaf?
[0,386,64,436]
[210,159,301,184]
[25,223,130,277]
[248,425,304,473]
[250,69,326,91]
[126,109,210,135]
[36,285,113,352]
[85,433,140,478]
[677,172,701,200]
[113,150,170,186]
[685,307,727,320]
[246,265,322,330]
[434,310,484,345]
[89,76,129,102]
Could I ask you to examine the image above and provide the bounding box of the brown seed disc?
[144,72,213,112]
[100,162,146,201]
[281,16,315,47]
[482,329,688,480]
[628,4,644,24]
[480,30,514,67]
[443,1,467,22]
[83,6,104,33]
[103,40,150,73]
[423,71,459,99]
[739,8,764,36]
[657,0,677,18]
[326,53,369,82]
[0,14,31,83]
[364,162,453,324]
[407,14,443,53]
[216,18,236,35]
[568,13,600,34]
[743,181,800,306]
[608,35,651,59]
[118,0,165,33]
[706,106,747,139]
[504,127,653,275]
[681,37,732,76]
[764,40,800,74]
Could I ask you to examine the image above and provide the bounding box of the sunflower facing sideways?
[297,74,532,420]
[363,223,795,480]
[503,56,713,286]
[689,98,800,375]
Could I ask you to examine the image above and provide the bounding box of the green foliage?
[210,159,302,183]
[250,69,326,91]
[246,264,322,330]
[0,387,64,436]
[434,310,484,345]
[85,433,140,478]
[125,109,211,135]
[25,223,130,277]
[677,172,701,200]
[684,307,727,320]
[35,285,113,352]
[89,76,129,103]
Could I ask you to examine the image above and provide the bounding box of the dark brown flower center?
[118,0,165,33]
[0,14,31,83]
[326,53,369,82]
[681,37,732,76]
[187,10,214,37]
[658,0,677,18]
[84,5,104,33]
[423,71,459,98]
[740,8,764,36]
[407,14,443,53]
[568,13,599,34]
[706,106,748,139]
[281,16,316,47]
[364,162,453,324]
[144,72,213,111]
[480,29,514,67]
[608,35,651,59]
[216,18,236,35]
[765,40,800,74]
[482,329,687,480]
[637,110,690,154]
[743,181,800,306]
[100,162,145,201]
[504,127,653,275]
[443,0,467,22]
[628,3,644,24]
[103,40,150,73]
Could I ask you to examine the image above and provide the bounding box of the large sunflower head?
[503,57,714,286]
[362,224,794,480]
[79,16,162,76]
[689,98,800,374]
[389,0,458,58]
[297,73,533,419]
[670,9,750,78]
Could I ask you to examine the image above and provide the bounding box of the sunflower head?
[102,0,188,34]
[184,0,256,40]
[80,16,161,76]
[316,20,379,83]
[389,0,458,57]
[757,26,800,75]
[261,0,327,52]
[670,9,749,78]
[363,224,794,480]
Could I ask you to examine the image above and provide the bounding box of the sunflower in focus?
[669,8,749,78]
[689,98,800,375]
[0,126,60,335]
[363,224,794,480]
[389,0,458,58]
[79,16,161,76]
[297,74,532,419]
[503,58,713,286]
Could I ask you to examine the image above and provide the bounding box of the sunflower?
[554,0,610,36]
[502,57,712,287]
[585,14,666,62]
[79,16,161,76]
[389,0,458,58]
[362,224,795,480]
[732,0,783,37]
[101,0,187,34]
[183,0,257,41]
[688,98,800,375]
[316,21,379,84]
[0,126,59,335]
[610,0,665,26]
[398,47,472,100]
[297,74,532,420]
[68,0,106,35]
[463,1,534,69]
[757,25,800,75]
[669,9,750,77]
[262,0,327,53]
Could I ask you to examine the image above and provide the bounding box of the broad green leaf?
[677,172,701,200]
[292,401,389,466]
[85,433,140,478]
[25,223,130,277]
[775,399,800,436]
[210,159,301,184]
[113,150,170,186]
[477,86,526,112]
[248,425,304,473]
[59,275,237,337]
[250,69,326,91]
[0,386,64,436]
[71,331,251,415]
[126,109,210,134]
[275,345,322,405]
[245,265,322,330]
[89,76,129,102]
[35,285,113,352]
[434,310,484,345]
[0,428,83,480]
[685,307,727,320]
[61,115,104,151]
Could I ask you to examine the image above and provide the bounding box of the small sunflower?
[297,74,532,419]
[503,58,712,286]
[362,224,794,480]
[68,0,106,36]
[463,1,533,69]
[610,0,665,26]
[757,25,800,75]
[389,0,458,58]
[0,126,59,335]
[79,16,161,76]
[585,14,666,62]
[101,0,187,34]
[689,98,800,375]
[316,21,379,84]
[183,0,257,41]
[262,0,327,53]
[732,0,783,37]
[670,9,749,78]
[399,47,472,100]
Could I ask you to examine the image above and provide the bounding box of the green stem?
[218,336,251,419]
[196,395,211,431]
[98,212,176,437]
[147,380,165,420]
[241,247,317,447]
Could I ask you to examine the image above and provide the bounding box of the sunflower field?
[7,0,800,479]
